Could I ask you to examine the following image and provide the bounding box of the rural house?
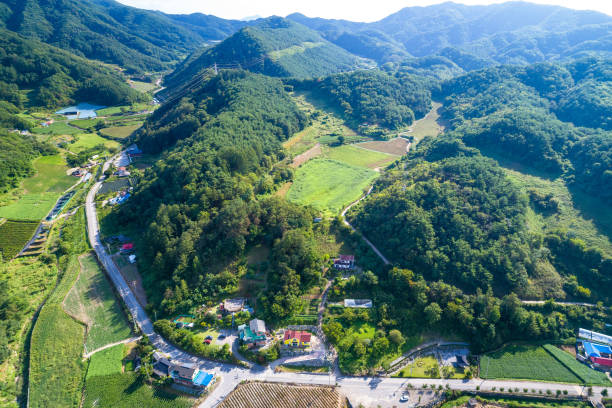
[334,255,355,270]
[283,330,311,348]
[344,299,373,308]
[239,319,267,347]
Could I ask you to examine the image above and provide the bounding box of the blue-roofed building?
[56,103,105,119]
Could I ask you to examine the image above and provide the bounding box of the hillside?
[0,0,245,73]
[288,2,612,65]
[0,27,144,121]
[164,17,365,88]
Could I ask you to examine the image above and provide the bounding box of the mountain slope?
[0,0,245,73]
[288,2,612,65]
[164,17,365,88]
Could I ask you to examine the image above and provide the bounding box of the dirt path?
[340,186,391,265]
[291,143,322,168]
[84,335,142,358]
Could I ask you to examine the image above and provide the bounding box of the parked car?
[399,393,409,402]
[218,334,226,340]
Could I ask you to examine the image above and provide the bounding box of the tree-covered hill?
[348,137,612,304]
[295,69,432,131]
[164,17,365,88]
[437,58,612,202]
[115,70,325,318]
[0,0,246,73]
[0,28,145,111]
[288,2,612,66]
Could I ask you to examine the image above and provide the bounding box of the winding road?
[85,155,609,408]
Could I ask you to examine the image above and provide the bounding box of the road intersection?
[86,156,609,408]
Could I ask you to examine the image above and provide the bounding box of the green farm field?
[86,344,125,379]
[287,159,377,215]
[29,255,87,408]
[63,253,132,352]
[100,124,142,139]
[0,220,38,259]
[84,343,191,408]
[406,101,445,142]
[542,344,610,385]
[32,121,81,136]
[68,133,120,153]
[0,155,75,220]
[480,344,582,383]
[323,144,398,169]
[130,80,158,92]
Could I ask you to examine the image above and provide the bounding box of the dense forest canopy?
[437,58,612,202]
[0,0,247,73]
[0,28,146,111]
[349,136,612,302]
[296,69,432,130]
[119,70,323,318]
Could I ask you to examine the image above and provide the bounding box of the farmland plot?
[543,344,610,385]
[218,382,342,408]
[0,220,38,259]
[480,344,582,383]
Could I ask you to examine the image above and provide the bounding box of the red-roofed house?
[283,330,311,348]
[333,254,355,270]
[121,243,134,251]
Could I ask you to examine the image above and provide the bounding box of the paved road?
[86,156,610,408]
[521,300,597,308]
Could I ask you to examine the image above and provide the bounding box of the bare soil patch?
[291,143,322,168]
[357,138,410,155]
[111,254,148,307]
[218,382,343,408]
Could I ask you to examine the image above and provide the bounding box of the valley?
[0,1,611,407]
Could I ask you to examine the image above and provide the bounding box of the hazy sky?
[116,0,612,21]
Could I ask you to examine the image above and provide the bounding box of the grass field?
[70,118,101,130]
[87,344,125,379]
[32,121,81,135]
[323,144,398,169]
[406,101,445,143]
[287,159,377,215]
[0,155,75,221]
[63,253,132,352]
[100,124,142,139]
[393,355,440,378]
[130,80,158,93]
[68,133,120,153]
[542,344,610,385]
[442,395,590,408]
[480,344,582,383]
[29,255,87,408]
[0,220,38,259]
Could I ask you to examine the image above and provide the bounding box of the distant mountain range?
[0,0,610,78]
[287,1,612,64]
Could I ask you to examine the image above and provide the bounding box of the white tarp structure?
[344,299,373,308]
[579,328,612,345]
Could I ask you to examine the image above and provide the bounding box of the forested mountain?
[0,0,246,73]
[0,28,144,124]
[288,2,612,65]
[116,70,324,317]
[164,17,365,88]
[436,57,612,202]
[295,70,432,130]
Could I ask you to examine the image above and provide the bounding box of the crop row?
[0,220,39,259]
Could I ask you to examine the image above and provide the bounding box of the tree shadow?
[567,184,612,245]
